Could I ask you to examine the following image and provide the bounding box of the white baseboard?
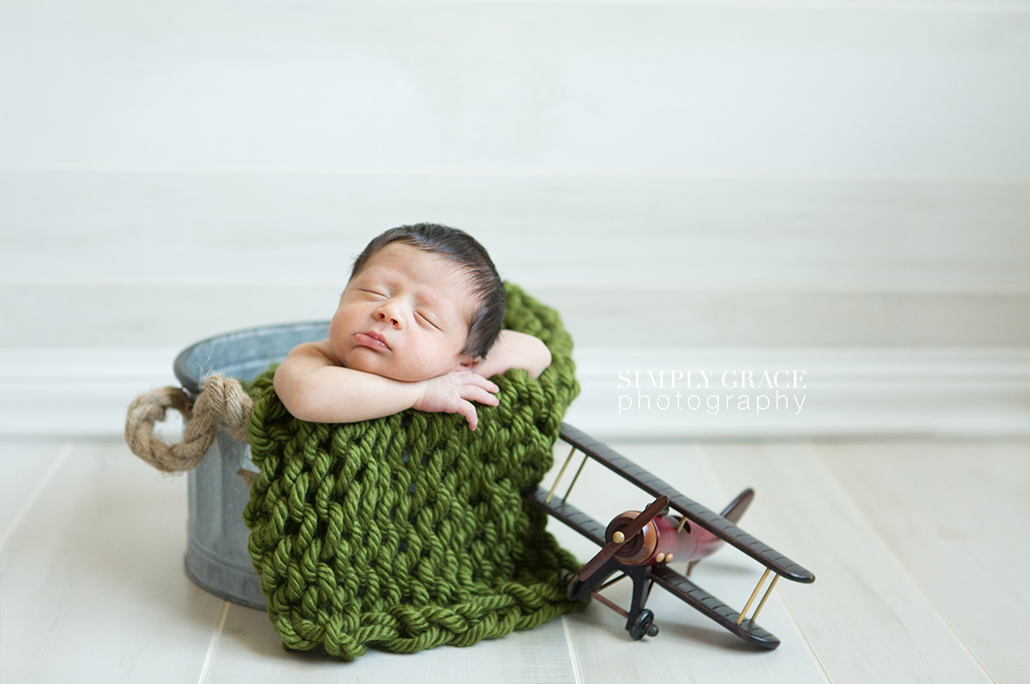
[0,348,183,437]
[565,347,1030,440]
[1,347,1027,439]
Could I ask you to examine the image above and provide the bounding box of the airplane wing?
[530,485,606,546]
[650,566,780,649]
[558,422,815,584]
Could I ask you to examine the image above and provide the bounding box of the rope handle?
[124,374,254,473]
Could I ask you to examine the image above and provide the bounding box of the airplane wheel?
[628,609,659,640]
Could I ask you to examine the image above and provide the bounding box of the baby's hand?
[474,330,551,380]
[413,371,500,431]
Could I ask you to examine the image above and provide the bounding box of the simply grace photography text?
[618,369,808,416]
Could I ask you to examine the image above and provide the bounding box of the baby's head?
[329,224,506,382]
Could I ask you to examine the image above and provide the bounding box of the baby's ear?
[459,356,482,371]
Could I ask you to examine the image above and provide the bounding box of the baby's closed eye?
[416,311,441,330]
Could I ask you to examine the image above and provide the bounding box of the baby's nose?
[376,305,404,328]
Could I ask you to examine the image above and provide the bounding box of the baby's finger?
[458,401,479,431]
[463,385,500,406]
[461,373,499,394]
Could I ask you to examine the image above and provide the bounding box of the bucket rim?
[173,320,330,396]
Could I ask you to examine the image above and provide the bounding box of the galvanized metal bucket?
[173,321,329,610]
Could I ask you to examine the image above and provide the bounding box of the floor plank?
[206,602,578,684]
[814,439,1030,684]
[0,437,68,542]
[0,438,224,684]
[2,434,1024,682]
[701,442,992,684]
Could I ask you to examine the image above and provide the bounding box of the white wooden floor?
[1,435,1027,684]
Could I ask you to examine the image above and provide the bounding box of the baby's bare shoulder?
[282,339,341,368]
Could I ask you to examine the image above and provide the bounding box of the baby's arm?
[273,340,499,430]
[475,330,552,380]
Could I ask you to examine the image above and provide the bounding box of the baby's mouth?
[355,331,391,351]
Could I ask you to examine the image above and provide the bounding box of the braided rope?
[124,374,254,473]
[243,284,583,659]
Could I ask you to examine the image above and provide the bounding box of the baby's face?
[328,242,477,382]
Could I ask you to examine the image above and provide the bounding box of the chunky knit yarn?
[242,284,583,659]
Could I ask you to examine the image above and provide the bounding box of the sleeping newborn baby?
[274,223,551,430]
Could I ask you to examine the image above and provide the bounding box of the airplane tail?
[687,488,755,575]
[719,487,755,524]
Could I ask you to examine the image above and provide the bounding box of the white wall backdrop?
[1,0,1028,436]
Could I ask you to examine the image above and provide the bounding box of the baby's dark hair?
[350,223,506,360]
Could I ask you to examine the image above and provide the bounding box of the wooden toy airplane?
[530,423,816,648]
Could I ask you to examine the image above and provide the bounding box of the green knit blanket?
[242,284,583,659]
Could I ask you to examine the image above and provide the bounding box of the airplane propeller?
[576,495,669,583]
